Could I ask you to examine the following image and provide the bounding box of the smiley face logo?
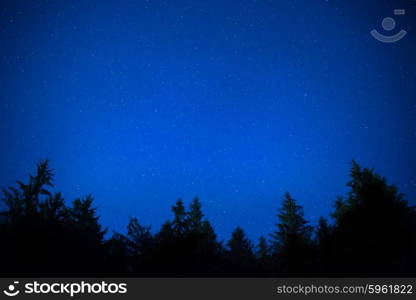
[371,9,407,43]
[3,281,20,297]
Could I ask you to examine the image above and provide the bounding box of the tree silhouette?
[105,232,131,274]
[315,217,332,273]
[2,159,54,222]
[1,159,415,276]
[70,195,106,241]
[256,236,271,273]
[186,197,203,232]
[124,217,154,272]
[270,193,314,274]
[127,217,153,255]
[171,199,187,236]
[227,226,255,274]
[328,160,416,275]
[0,160,106,275]
[256,236,270,260]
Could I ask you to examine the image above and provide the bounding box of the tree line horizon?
[1,159,415,276]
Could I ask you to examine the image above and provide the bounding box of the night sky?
[1,0,415,240]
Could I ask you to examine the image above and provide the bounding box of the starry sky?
[1,0,416,240]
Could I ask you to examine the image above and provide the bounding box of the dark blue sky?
[1,0,415,240]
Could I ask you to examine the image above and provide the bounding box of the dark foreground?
[1,160,415,277]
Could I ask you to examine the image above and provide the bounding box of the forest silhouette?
[1,160,415,277]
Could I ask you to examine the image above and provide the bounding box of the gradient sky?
[1,0,415,241]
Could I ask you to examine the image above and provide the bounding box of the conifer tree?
[256,236,269,260]
[171,199,187,236]
[70,195,106,242]
[330,160,416,274]
[316,217,331,247]
[228,227,253,256]
[256,236,271,273]
[127,217,153,256]
[187,197,203,232]
[227,227,255,271]
[315,217,332,272]
[270,193,313,273]
[270,193,312,253]
[2,159,54,221]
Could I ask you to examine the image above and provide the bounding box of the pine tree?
[70,194,106,241]
[315,217,332,272]
[186,199,219,256]
[68,195,107,273]
[187,197,203,232]
[0,160,109,274]
[201,220,218,246]
[171,199,187,236]
[39,191,67,223]
[330,160,416,274]
[124,217,153,272]
[227,227,254,271]
[256,236,269,260]
[270,193,313,273]
[256,236,271,273]
[157,220,174,243]
[228,227,253,256]
[127,217,153,256]
[1,159,54,221]
[105,232,130,273]
[316,217,331,247]
[331,196,348,223]
[270,193,312,253]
